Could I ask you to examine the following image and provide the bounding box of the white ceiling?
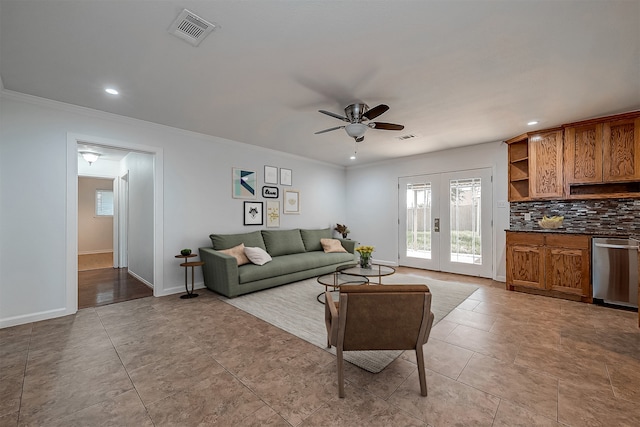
[1,0,639,166]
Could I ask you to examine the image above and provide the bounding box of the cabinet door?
[506,244,545,290]
[603,118,640,182]
[564,124,603,185]
[545,247,590,297]
[529,130,564,198]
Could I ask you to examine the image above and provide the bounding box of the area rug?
[222,273,478,373]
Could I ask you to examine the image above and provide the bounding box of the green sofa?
[199,228,356,297]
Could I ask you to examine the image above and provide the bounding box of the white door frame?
[399,168,493,278]
[439,168,493,278]
[398,174,441,270]
[115,172,129,268]
[66,133,163,314]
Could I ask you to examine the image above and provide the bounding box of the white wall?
[0,91,348,327]
[122,152,154,285]
[0,88,508,328]
[78,177,114,253]
[345,141,509,281]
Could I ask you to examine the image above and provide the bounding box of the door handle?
[594,243,639,250]
[434,218,440,232]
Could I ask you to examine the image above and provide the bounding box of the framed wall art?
[264,165,278,184]
[283,190,300,214]
[266,200,280,228]
[232,168,257,199]
[280,168,292,186]
[243,201,263,225]
[262,186,279,198]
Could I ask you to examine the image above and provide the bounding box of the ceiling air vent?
[168,9,217,47]
[397,134,416,141]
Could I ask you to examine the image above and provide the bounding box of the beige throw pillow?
[320,238,347,253]
[219,243,250,266]
[244,246,273,265]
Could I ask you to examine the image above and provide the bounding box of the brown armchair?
[325,284,435,398]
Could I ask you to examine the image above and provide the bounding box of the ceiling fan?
[314,103,404,142]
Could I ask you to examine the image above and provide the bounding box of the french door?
[399,168,493,278]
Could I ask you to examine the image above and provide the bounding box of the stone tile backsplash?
[510,198,640,235]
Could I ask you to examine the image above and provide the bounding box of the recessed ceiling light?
[350,155,356,160]
[105,88,119,95]
[527,120,538,126]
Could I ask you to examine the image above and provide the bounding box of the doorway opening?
[68,135,162,311]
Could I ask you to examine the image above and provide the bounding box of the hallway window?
[96,190,114,216]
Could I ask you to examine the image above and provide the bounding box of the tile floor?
[1,269,640,426]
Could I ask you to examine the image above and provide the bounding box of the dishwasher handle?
[594,243,639,250]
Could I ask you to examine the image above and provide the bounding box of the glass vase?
[359,255,371,269]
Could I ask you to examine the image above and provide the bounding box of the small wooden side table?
[175,254,203,299]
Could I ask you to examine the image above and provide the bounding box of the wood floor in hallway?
[78,267,153,309]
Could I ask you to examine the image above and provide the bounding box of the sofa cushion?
[320,238,347,253]
[244,246,272,265]
[219,243,250,265]
[300,228,332,252]
[261,229,306,257]
[210,231,266,251]
[238,251,356,284]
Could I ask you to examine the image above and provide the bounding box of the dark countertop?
[506,229,635,238]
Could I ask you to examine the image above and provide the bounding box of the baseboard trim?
[0,307,74,329]
[78,250,114,255]
[157,282,206,297]
[127,270,154,289]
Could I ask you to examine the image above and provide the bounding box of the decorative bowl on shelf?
[180,248,192,256]
[538,215,564,229]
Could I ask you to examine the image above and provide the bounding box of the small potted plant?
[334,223,350,239]
[180,248,192,256]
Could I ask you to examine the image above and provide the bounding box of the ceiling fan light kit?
[315,103,404,143]
[345,123,367,138]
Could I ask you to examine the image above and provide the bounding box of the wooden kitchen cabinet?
[544,234,590,297]
[507,135,530,201]
[506,231,591,301]
[506,129,563,201]
[506,232,544,290]
[529,130,564,199]
[564,113,640,198]
[564,122,603,185]
[603,117,640,182]
[507,110,640,200]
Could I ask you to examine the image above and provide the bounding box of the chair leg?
[415,345,428,396]
[337,348,345,398]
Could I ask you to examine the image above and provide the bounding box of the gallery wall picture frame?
[266,200,280,228]
[280,168,292,186]
[283,190,300,214]
[232,168,257,199]
[264,165,278,184]
[243,201,263,225]
[262,186,279,198]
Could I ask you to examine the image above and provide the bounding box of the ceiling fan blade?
[355,136,365,143]
[371,122,404,131]
[363,104,389,120]
[314,125,345,135]
[319,110,349,122]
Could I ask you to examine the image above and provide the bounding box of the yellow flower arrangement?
[355,245,375,256]
[355,245,374,268]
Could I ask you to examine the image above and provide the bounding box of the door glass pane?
[449,178,482,264]
[406,183,432,259]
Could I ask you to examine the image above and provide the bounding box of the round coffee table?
[337,263,396,284]
[316,272,369,304]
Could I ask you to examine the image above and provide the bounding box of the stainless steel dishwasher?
[592,237,639,308]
